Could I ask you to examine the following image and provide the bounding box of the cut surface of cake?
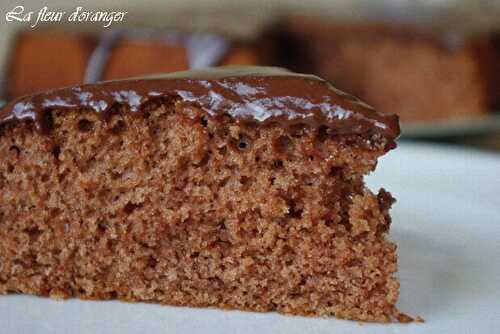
[0,66,405,322]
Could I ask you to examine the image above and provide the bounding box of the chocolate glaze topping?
[0,66,400,141]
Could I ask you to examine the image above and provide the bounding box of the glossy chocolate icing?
[0,66,400,141]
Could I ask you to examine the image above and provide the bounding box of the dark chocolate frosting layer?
[0,66,400,140]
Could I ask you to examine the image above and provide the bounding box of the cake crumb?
[396,312,415,323]
[415,316,425,323]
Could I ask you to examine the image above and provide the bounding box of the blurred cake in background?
[4,15,500,127]
[269,17,497,124]
[6,29,269,99]
[474,32,500,112]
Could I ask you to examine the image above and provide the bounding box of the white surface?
[1,142,500,333]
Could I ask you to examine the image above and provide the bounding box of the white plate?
[1,142,500,334]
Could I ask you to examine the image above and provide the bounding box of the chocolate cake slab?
[0,66,406,322]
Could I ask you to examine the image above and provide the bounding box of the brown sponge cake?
[0,66,404,322]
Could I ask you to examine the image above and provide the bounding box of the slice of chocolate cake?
[0,66,405,322]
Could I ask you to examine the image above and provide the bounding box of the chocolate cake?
[0,66,406,322]
[6,29,265,100]
[271,17,489,123]
[474,32,500,110]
